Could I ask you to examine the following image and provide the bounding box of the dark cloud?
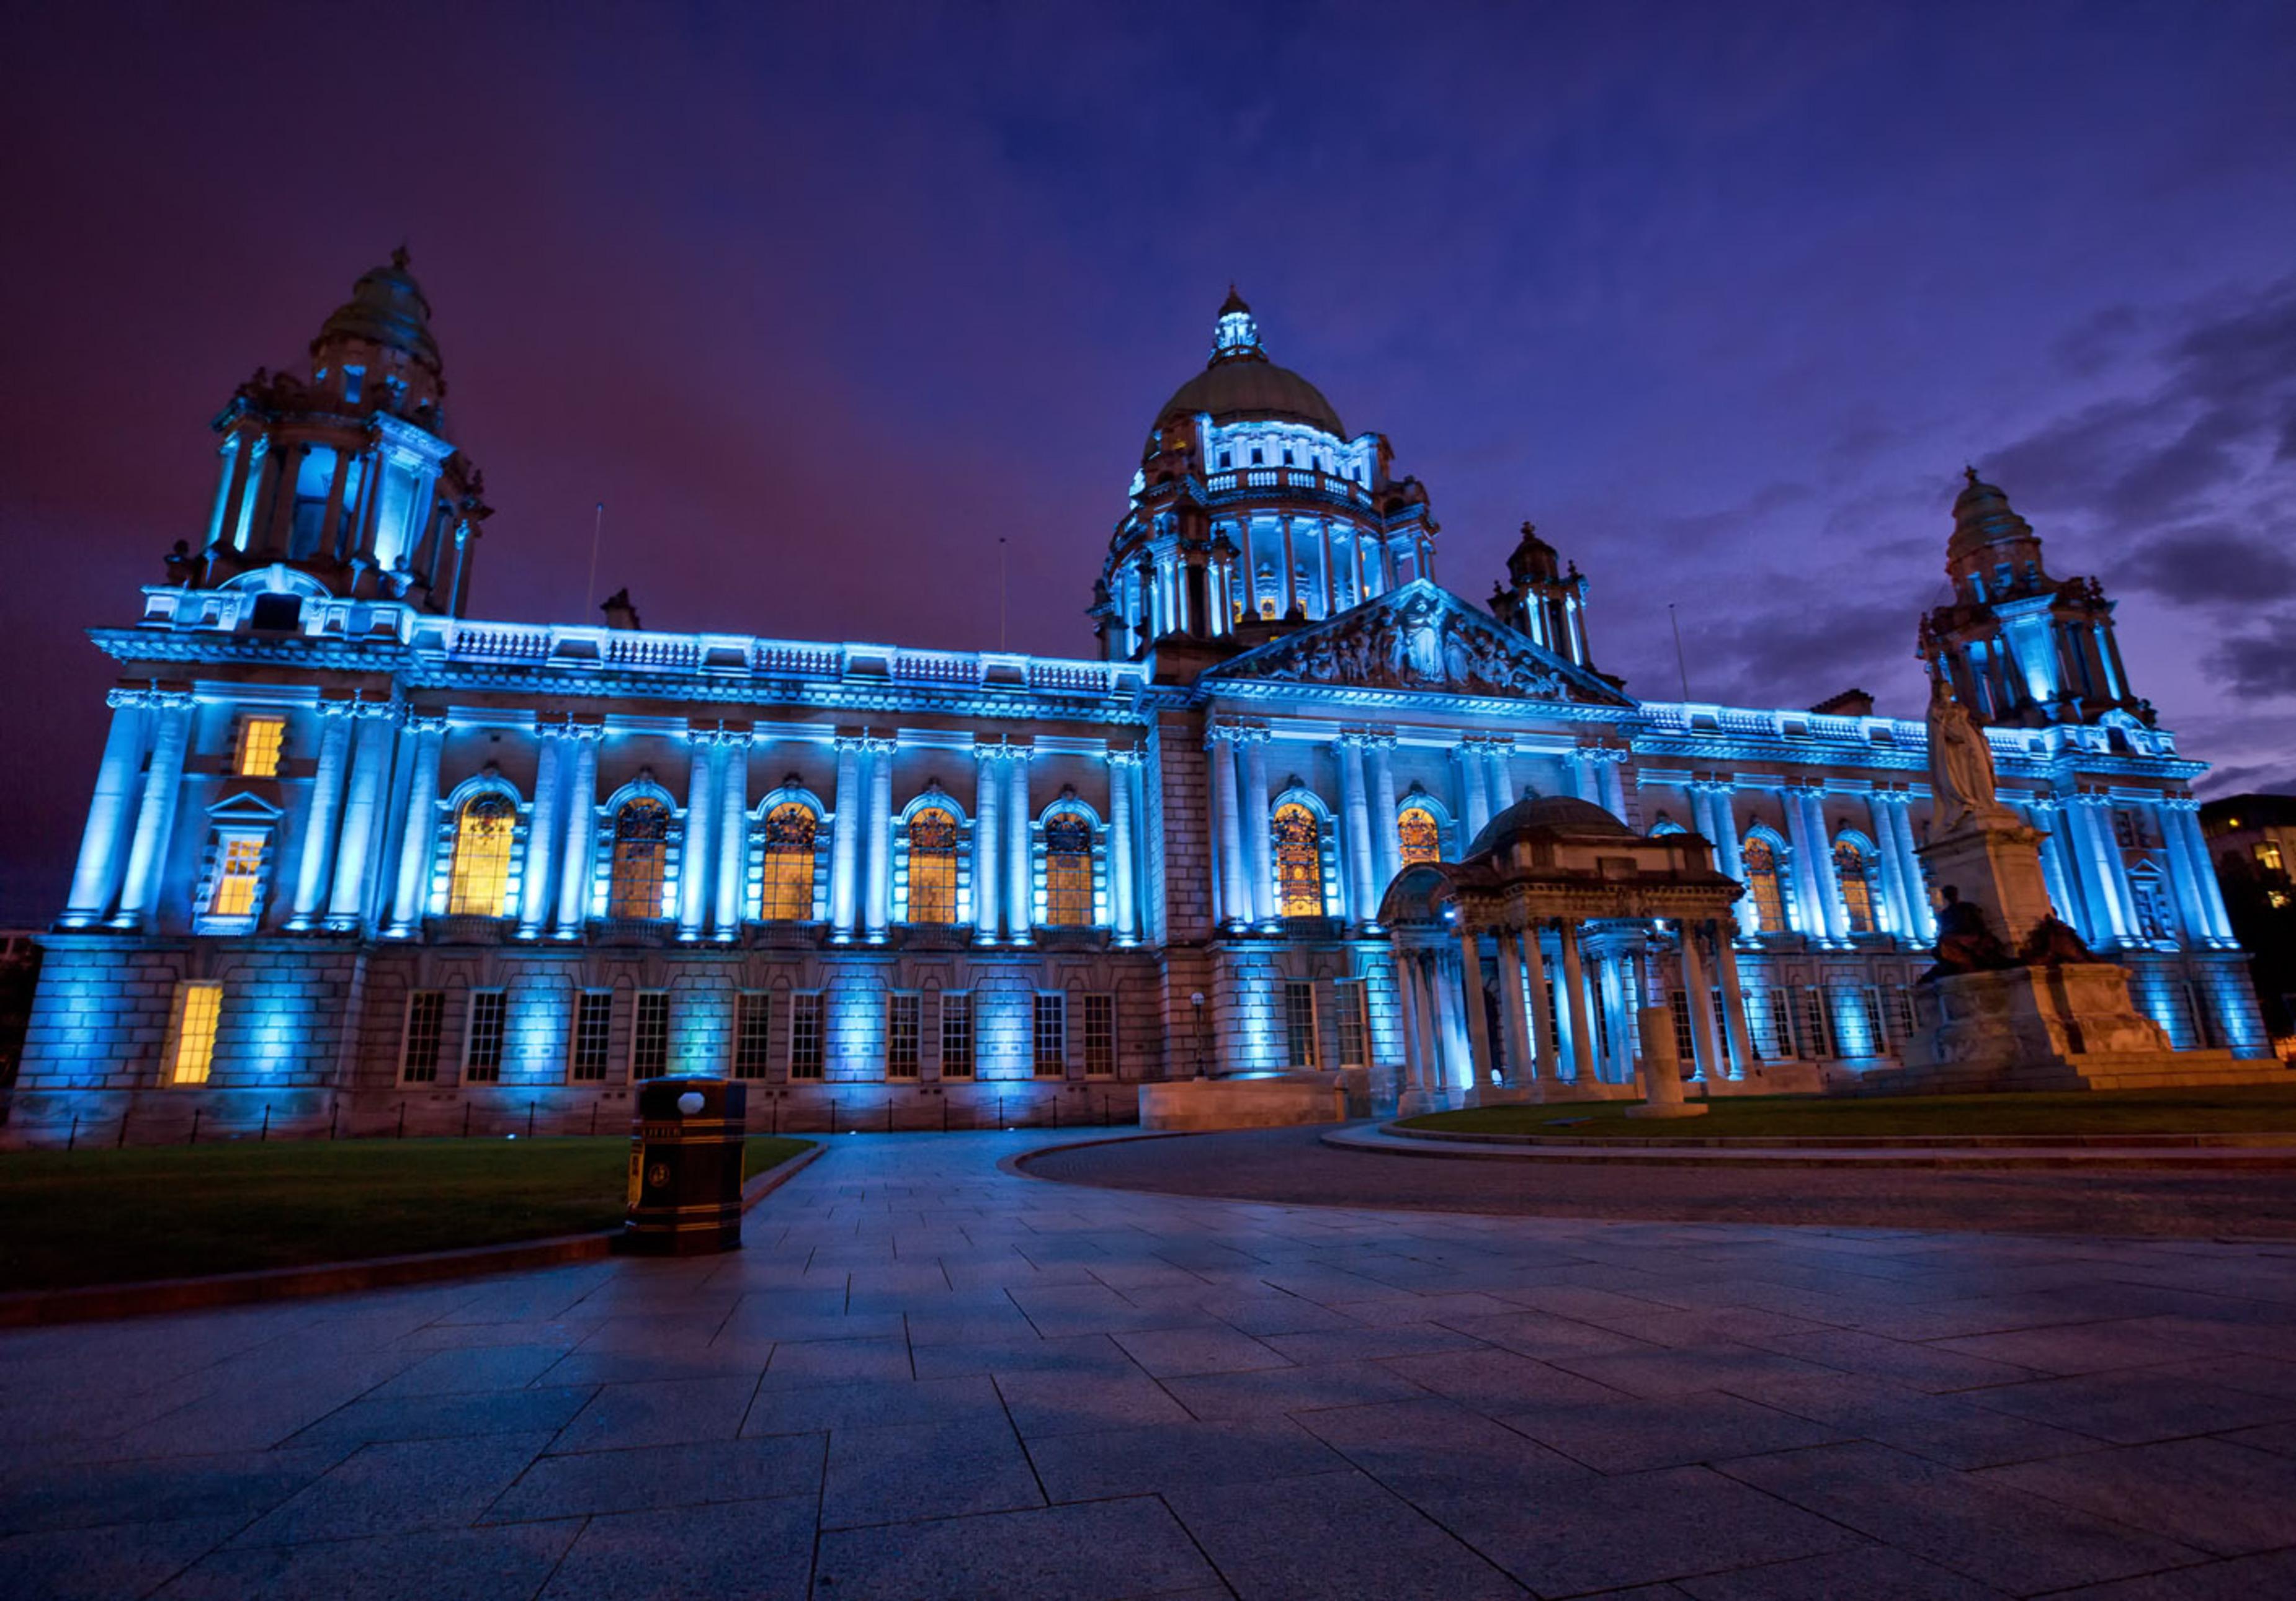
[2203,612,2296,700]
[2116,523,2296,605]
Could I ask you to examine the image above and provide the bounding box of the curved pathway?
[3,1130,2295,1599]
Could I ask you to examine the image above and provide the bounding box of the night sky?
[2,2,2293,924]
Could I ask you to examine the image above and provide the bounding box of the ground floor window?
[733,991,772,1079]
[1033,992,1066,1076]
[940,992,974,1077]
[1334,980,1369,1068]
[632,990,669,1078]
[1793,986,1834,1060]
[1284,979,1318,1068]
[167,979,222,1086]
[1753,986,1793,1060]
[571,991,613,1081]
[888,992,920,1077]
[1083,993,1115,1077]
[401,990,445,1084]
[465,991,507,1082]
[790,992,824,1079]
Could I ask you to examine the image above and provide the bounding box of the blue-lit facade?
[9,265,2269,1141]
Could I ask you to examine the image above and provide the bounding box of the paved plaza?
[4,1131,2296,1599]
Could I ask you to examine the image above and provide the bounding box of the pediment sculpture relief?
[1246,590,1575,699]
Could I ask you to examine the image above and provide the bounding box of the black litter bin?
[622,1076,748,1255]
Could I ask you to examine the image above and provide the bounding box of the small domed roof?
[313,247,440,375]
[1947,466,2037,566]
[1465,794,1632,856]
[1153,289,1346,437]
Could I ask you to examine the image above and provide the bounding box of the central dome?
[1465,795,1633,857]
[1153,289,1346,437]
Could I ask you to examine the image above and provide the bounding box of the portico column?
[114,692,195,929]
[828,736,863,941]
[678,731,718,940]
[716,733,751,937]
[2171,800,2236,944]
[1886,799,1937,942]
[63,690,150,926]
[1241,729,1274,925]
[1697,785,1757,940]
[387,715,448,932]
[1109,747,1140,944]
[287,702,354,929]
[1521,919,1554,1077]
[865,735,895,943]
[1457,741,1491,842]
[2025,797,2083,935]
[1367,734,1401,893]
[1393,951,1427,1095]
[1457,927,1496,1087]
[553,725,599,936]
[328,705,400,929]
[1338,735,1375,925]
[1208,728,1249,929]
[1005,744,1034,943]
[2070,793,2136,946]
[1713,928,1755,1079]
[2155,798,2213,944]
[1557,919,1592,1081]
[1497,929,1534,1084]
[972,745,1002,942]
[1565,749,1594,804]
[1801,788,1848,943]
[1599,753,1628,822]
[1779,784,1826,940]
[518,731,565,938]
[1680,921,1724,1083]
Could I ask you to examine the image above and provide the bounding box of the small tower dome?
[312,247,443,384]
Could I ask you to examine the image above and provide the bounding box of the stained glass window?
[1398,805,1441,865]
[447,794,516,916]
[1274,803,1324,917]
[1045,812,1093,925]
[608,799,670,918]
[906,806,960,924]
[761,802,818,920]
[1834,839,1876,934]
[1742,837,1787,934]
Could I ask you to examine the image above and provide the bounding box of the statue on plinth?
[1926,672,2021,836]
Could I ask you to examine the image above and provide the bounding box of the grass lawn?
[0,1135,811,1294]
[1401,1083,2296,1141]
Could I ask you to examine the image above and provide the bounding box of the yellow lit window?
[235,715,285,777]
[906,806,960,924]
[1274,803,1324,917]
[1398,805,1441,865]
[1743,837,1788,933]
[1043,812,1093,925]
[447,794,517,916]
[210,836,266,917]
[169,981,222,1085]
[2261,842,2285,874]
[607,799,669,917]
[1834,840,1875,935]
[761,802,818,919]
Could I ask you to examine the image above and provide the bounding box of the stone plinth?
[1140,1074,1348,1131]
[1873,963,2290,1094]
[1918,821,2055,950]
[1627,1002,1709,1119]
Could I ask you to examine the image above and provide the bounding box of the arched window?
[608,799,670,918]
[1398,805,1441,866]
[759,802,818,921]
[1274,803,1324,917]
[447,794,516,916]
[1044,812,1094,925]
[1834,839,1876,935]
[906,806,960,924]
[1741,837,1787,934]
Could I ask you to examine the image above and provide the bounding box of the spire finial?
[391,243,410,271]
[1210,287,1262,363]
[1963,463,1981,488]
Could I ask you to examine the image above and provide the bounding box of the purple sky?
[3,2,2294,923]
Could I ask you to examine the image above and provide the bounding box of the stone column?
[678,731,718,940]
[1485,739,1515,819]
[865,735,895,942]
[1456,741,1491,842]
[1697,784,1757,940]
[715,733,750,937]
[1005,744,1034,944]
[2170,800,2236,945]
[115,692,195,929]
[328,705,400,929]
[1522,919,1555,1077]
[387,714,447,933]
[828,736,863,941]
[1779,784,1825,940]
[1241,729,1274,924]
[1885,798,1937,943]
[1109,747,1140,944]
[1681,921,1724,1082]
[287,702,354,929]
[518,731,565,938]
[1557,919,1592,1081]
[1367,734,1401,893]
[1713,929,1755,1079]
[553,725,599,936]
[1208,727,1249,929]
[1800,788,1848,943]
[1457,928,1495,1087]
[62,690,150,927]
[1393,950,1426,1096]
[2070,793,2136,946]
[1338,735,1375,925]
[1565,749,1594,805]
[1599,753,1628,822]
[1496,929,1534,1084]
[972,744,1002,942]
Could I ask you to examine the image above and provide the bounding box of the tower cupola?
[1491,521,1596,669]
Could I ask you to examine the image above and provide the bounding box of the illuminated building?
[9,260,2269,1139]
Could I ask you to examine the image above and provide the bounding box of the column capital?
[973,739,1009,765]
[1106,745,1145,769]
[560,718,606,743]
[2070,789,2115,809]
[1204,723,1240,751]
[859,733,897,756]
[346,698,403,723]
[1486,734,1516,756]
[2162,795,2202,815]
[831,733,869,756]
[405,711,452,738]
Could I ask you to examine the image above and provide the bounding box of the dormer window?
[1250,447,1264,465]
[1218,451,1232,470]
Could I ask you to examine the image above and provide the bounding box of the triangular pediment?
[207,790,287,823]
[1203,581,1632,705]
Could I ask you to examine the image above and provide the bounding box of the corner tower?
[1919,469,2142,727]
[182,250,491,618]
[1095,290,1439,662]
